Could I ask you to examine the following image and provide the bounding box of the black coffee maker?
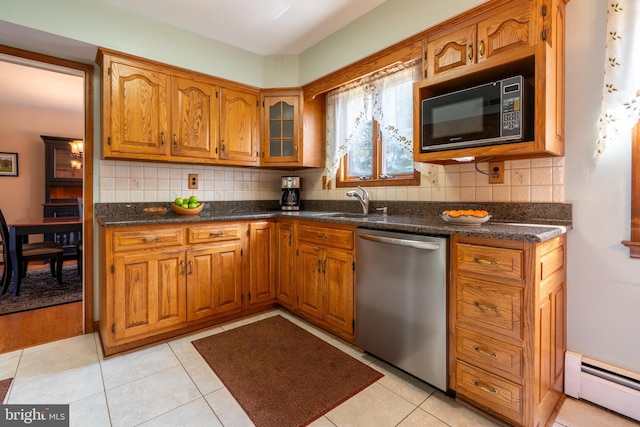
[280,176,300,211]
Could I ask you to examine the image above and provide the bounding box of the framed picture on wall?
[0,152,18,177]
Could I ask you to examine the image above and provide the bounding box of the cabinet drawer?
[456,328,522,379]
[457,277,522,340]
[297,225,354,250]
[456,243,524,286]
[112,227,184,252]
[456,361,523,424]
[187,223,242,243]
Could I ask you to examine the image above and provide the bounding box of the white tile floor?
[1,309,637,427]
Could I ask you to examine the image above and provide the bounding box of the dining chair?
[76,197,83,276]
[0,208,65,295]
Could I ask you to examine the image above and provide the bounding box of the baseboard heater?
[565,351,640,422]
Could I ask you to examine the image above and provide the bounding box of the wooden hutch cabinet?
[42,135,82,257]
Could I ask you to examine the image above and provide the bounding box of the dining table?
[7,216,82,297]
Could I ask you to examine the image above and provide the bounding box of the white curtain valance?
[325,61,420,183]
[595,0,640,163]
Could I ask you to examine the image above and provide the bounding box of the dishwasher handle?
[358,232,441,250]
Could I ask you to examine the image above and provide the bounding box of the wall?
[99,161,282,203]
[0,0,267,87]
[299,0,484,84]
[299,158,564,203]
[0,105,83,224]
[564,1,640,373]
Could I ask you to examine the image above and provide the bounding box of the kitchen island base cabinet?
[449,234,566,427]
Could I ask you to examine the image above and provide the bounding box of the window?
[326,61,421,187]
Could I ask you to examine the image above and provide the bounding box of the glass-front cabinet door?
[261,92,301,165]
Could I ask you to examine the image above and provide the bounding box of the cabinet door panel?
[172,77,219,159]
[215,242,243,312]
[427,25,476,78]
[187,243,242,321]
[323,249,354,335]
[262,95,300,164]
[109,61,169,157]
[220,87,258,163]
[249,222,276,307]
[187,248,216,321]
[276,221,295,309]
[296,243,323,320]
[476,1,531,63]
[113,250,186,343]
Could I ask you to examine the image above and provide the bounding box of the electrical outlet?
[488,161,504,184]
[188,174,199,189]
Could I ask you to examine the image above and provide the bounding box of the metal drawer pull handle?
[180,260,185,275]
[188,260,193,274]
[209,231,224,237]
[473,345,499,359]
[473,301,500,313]
[143,236,160,243]
[472,379,499,395]
[317,234,328,239]
[473,256,499,265]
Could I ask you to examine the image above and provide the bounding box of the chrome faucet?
[347,186,370,215]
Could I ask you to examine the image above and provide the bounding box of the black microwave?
[420,75,533,152]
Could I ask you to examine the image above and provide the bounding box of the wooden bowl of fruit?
[172,196,204,215]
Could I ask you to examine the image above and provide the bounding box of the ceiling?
[0,0,387,115]
[98,0,387,56]
[0,58,84,115]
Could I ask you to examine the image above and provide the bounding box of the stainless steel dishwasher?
[355,228,447,391]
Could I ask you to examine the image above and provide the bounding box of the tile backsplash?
[99,157,565,204]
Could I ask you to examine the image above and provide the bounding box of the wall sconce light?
[69,140,84,157]
[70,159,83,170]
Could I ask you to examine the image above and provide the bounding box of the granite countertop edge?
[96,209,571,243]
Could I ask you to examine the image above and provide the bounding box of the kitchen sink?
[317,212,387,222]
[319,212,369,218]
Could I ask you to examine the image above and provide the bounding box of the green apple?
[188,195,198,204]
[174,197,184,206]
[188,202,198,209]
[181,203,189,208]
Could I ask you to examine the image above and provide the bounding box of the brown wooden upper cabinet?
[424,0,531,79]
[415,0,566,164]
[98,49,259,166]
[260,90,301,165]
[104,58,170,159]
[219,87,259,165]
[171,76,219,161]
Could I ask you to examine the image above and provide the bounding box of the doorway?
[0,44,94,352]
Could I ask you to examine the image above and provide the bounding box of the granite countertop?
[96,202,572,243]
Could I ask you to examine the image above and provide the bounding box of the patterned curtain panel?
[595,0,640,163]
[325,61,419,183]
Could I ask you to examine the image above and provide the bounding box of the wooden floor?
[0,261,84,353]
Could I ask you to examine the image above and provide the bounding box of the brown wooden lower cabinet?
[99,220,267,356]
[98,216,566,427]
[449,234,567,427]
[293,221,355,341]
